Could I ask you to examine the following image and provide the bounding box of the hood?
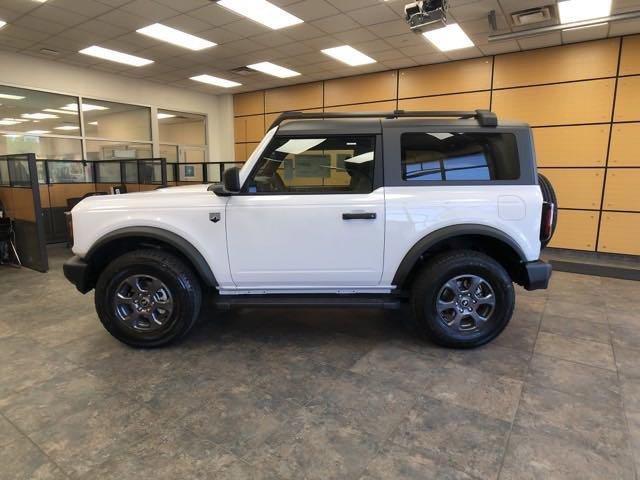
[72,183,224,213]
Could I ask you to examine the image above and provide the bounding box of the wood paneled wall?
[233,35,640,256]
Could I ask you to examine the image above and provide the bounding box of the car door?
[225,133,385,289]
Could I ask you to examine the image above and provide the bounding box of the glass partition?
[0,85,80,136]
[158,110,206,145]
[178,163,204,182]
[83,98,151,141]
[1,135,82,160]
[95,162,121,183]
[46,161,94,184]
[85,140,152,160]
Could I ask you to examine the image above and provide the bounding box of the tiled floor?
[1,245,639,480]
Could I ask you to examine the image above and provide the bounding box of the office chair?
[0,217,21,267]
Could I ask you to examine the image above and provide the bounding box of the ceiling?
[0,0,639,94]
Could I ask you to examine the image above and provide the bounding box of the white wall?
[0,50,235,162]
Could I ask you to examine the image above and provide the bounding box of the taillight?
[65,212,74,247]
[540,201,554,242]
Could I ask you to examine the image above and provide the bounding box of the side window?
[401,132,520,182]
[245,136,376,194]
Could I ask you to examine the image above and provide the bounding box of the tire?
[538,173,558,248]
[410,250,515,348]
[95,249,202,348]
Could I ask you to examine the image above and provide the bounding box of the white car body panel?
[71,184,235,287]
[381,185,542,285]
[225,188,385,288]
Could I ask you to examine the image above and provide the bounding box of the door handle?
[342,212,376,220]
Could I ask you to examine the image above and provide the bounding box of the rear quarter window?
[401,132,520,182]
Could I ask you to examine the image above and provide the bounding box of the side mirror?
[212,166,241,196]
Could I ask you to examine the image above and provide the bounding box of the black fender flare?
[86,226,218,287]
[392,224,527,287]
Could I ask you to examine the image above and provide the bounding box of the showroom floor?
[0,246,639,480]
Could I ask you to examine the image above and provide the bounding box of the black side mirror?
[212,166,241,196]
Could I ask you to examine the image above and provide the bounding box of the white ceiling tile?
[120,0,178,22]
[353,38,398,54]
[347,4,400,26]
[333,27,378,43]
[384,32,426,48]
[381,57,419,69]
[163,14,213,33]
[372,48,408,61]
[449,0,501,21]
[153,0,211,13]
[367,19,412,38]
[198,27,244,44]
[516,32,561,50]
[223,19,269,37]
[250,31,294,47]
[609,17,640,36]
[444,46,484,60]
[325,0,381,12]
[187,4,244,27]
[282,23,327,40]
[96,9,150,30]
[13,15,68,36]
[48,0,113,17]
[0,24,50,43]
[478,39,519,54]
[562,23,610,44]
[287,0,340,21]
[0,0,41,14]
[410,52,449,64]
[311,14,360,34]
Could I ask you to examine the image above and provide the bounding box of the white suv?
[64,110,556,349]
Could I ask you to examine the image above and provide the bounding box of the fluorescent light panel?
[26,130,50,134]
[321,45,376,66]
[217,0,303,30]
[0,93,25,100]
[423,23,474,52]
[0,21,6,30]
[157,113,176,119]
[54,126,80,131]
[247,61,300,78]
[558,0,612,24]
[22,113,58,119]
[137,23,216,51]
[190,74,241,88]
[79,45,153,67]
[62,103,108,112]
[44,108,78,115]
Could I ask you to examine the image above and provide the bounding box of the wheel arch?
[392,225,527,290]
[84,226,217,291]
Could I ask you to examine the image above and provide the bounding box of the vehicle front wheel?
[410,250,514,348]
[95,249,202,348]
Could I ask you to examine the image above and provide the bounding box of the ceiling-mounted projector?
[404,0,448,33]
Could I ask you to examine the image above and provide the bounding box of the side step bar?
[214,294,405,310]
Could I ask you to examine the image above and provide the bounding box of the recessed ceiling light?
[563,21,608,32]
[558,0,612,24]
[43,108,78,115]
[88,121,98,125]
[0,93,25,100]
[247,62,300,78]
[79,45,153,67]
[26,130,50,134]
[190,74,242,88]
[62,103,109,112]
[157,113,176,119]
[3,134,22,138]
[0,20,6,30]
[0,120,20,126]
[321,46,376,66]
[217,0,303,30]
[137,23,216,51]
[21,113,58,120]
[54,125,80,131]
[423,23,474,52]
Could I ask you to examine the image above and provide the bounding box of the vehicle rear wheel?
[95,249,201,348]
[410,250,514,348]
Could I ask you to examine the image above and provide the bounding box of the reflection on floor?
[0,245,638,479]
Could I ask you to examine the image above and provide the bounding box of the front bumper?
[63,255,92,293]
[522,260,552,291]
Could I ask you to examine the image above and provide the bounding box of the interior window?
[401,132,520,181]
[245,136,376,194]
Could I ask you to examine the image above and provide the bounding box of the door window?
[244,136,376,194]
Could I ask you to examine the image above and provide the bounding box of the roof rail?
[268,109,498,130]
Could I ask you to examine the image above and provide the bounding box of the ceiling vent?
[39,48,59,56]
[511,5,556,26]
[230,66,256,76]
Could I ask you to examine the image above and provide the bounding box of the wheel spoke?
[113,274,174,332]
[444,279,461,296]
[476,294,495,308]
[470,310,488,326]
[116,292,134,305]
[436,298,455,314]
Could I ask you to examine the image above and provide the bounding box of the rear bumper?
[63,255,92,293]
[522,260,552,291]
